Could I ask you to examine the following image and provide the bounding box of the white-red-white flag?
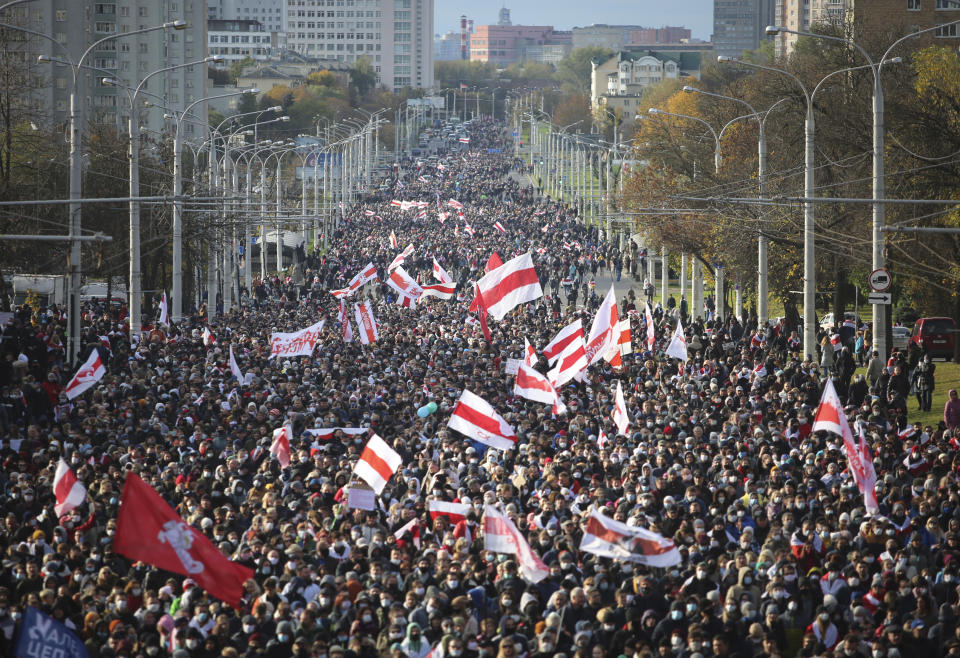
[53,458,86,517]
[548,331,588,388]
[202,327,215,346]
[665,320,688,361]
[389,230,398,249]
[354,434,402,495]
[598,429,610,450]
[645,302,656,351]
[475,252,542,321]
[613,380,630,436]
[493,221,506,234]
[304,427,368,441]
[421,282,456,300]
[388,244,415,272]
[463,222,475,237]
[394,517,421,549]
[432,259,453,283]
[339,300,354,343]
[354,301,378,345]
[428,500,470,524]
[607,319,632,367]
[542,320,584,364]
[523,337,538,368]
[347,262,379,294]
[447,390,517,451]
[580,509,681,566]
[386,265,424,303]
[229,344,245,383]
[157,291,169,325]
[483,505,549,583]
[515,362,566,414]
[271,423,292,469]
[64,350,106,400]
[585,285,618,364]
[813,379,878,514]
[447,199,463,209]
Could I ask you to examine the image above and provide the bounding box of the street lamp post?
[765,23,956,360]
[25,19,186,361]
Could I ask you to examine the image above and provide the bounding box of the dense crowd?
[2,117,960,658]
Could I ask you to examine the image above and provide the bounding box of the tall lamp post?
[18,18,186,361]
[764,22,960,361]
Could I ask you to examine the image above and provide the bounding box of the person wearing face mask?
[651,600,687,646]
[264,620,295,658]
[806,605,839,651]
[399,621,431,658]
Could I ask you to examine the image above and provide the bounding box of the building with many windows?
[208,19,275,60]
[2,0,208,138]
[572,24,693,50]
[282,0,434,92]
[713,0,776,59]
[207,0,284,33]
[469,24,571,67]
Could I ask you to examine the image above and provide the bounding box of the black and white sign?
[867,292,892,305]
[869,269,891,292]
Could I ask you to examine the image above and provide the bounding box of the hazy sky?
[435,0,715,41]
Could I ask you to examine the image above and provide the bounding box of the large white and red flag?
[389,230,398,249]
[644,302,656,350]
[338,300,353,342]
[229,344,245,383]
[580,509,681,566]
[483,505,549,583]
[393,517,421,549]
[548,331,588,388]
[447,199,463,209]
[202,327,215,346]
[585,285,619,364]
[421,282,456,300]
[493,221,506,234]
[428,500,470,524]
[484,252,504,274]
[475,252,542,321]
[432,259,453,283]
[270,423,292,469]
[447,389,517,451]
[64,350,107,400]
[523,337,538,368]
[354,301,378,345]
[515,362,566,414]
[542,320,585,364]
[388,244,415,272]
[665,320,688,361]
[53,459,86,517]
[813,379,879,514]
[607,319,632,367]
[269,320,325,359]
[304,427,368,441]
[613,380,630,435]
[386,266,424,303]
[473,283,492,343]
[347,263,379,294]
[354,434,402,494]
[158,291,169,325]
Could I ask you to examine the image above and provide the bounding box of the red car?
[909,317,956,359]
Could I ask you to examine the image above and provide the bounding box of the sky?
[435,0,715,41]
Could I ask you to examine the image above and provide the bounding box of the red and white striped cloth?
[463,222,475,237]
[421,282,456,300]
[474,252,542,321]
[515,361,566,414]
[157,291,169,325]
[53,459,86,517]
[202,327,215,346]
[428,500,470,524]
[64,350,106,401]
[447,199,463,209]
[585,285,619,365]
[447,389,517,450]
[386,266,424,304]
[354,301,378,345]
[607,319,632,367]
[304,427,367,441]
[613,381,630,436]
[458,137,470,144]
[580,509,681,566]
[389,230,398,248]
[665,320,688,361]
[542,320,584,364]
[645,302,656,350]
[364,210,375,216]
[270,423,292,469]
[388,244,415,272]
[394,517,421,549]
[432,259,453,283]
[523,337,538,368]
[347,262,379,294]
[598,429,610,450]
[354,434,402,494]
[339,300,353,343]
[548,330,588,388]
[493,221,506,233]
[483,505,549,583]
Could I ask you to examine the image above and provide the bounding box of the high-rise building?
[469,24,571,67]
[208,0,284,33]
[2,0,208,138]
[435,31,467,61]
[774,0,960,58]
[713,0,776,59]
[208,19,275,61]
[283,0,434,92]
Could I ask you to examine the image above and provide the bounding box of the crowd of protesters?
[2,117,960,658]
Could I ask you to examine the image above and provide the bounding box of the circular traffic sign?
[869,268,891,292]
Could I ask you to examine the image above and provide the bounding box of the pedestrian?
[913,354,936,412]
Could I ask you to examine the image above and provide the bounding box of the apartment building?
[282,0,434,92]
[469,24,571,67]
[208,18,274,60]
[572,24,693,51]
[713,0,777,58]
[207,0,284,33]
[2,0,208,138]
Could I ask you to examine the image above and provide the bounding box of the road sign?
[869,268,891,292]
[867,292,892,305]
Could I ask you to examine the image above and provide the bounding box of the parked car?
[819,312,861,330]
[910,317,957,359]
[892,326,910,350]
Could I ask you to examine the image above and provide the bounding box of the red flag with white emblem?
[64,350,106,400]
